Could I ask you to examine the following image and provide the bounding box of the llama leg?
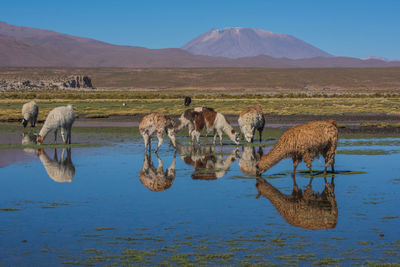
[213,131,217,145]
[67,128,72,144]
[218,130,223,146]
[155,132,163,152]
[188,123,193,139]
[304,154,313,176]
[54,129,58,144]
[60,128,67,144]
[292,156,300,175]
[167,129,176,149]
[142,133,149,150]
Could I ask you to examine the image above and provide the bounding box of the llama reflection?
[238,146,263,175]
[21,132,37,154]
[38,148,75,183]
[177,144,237,180]
[256,176,337,230]
[139,152,176,191]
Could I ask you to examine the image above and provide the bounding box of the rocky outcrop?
[63,75,92,88]
[0,75,94,90]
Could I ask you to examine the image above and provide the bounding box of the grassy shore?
[1,90,400,121]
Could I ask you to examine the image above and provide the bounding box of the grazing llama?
[139,151,176,191]
[256,120,338,176]
[21,100,39,128]
[37,148,75,183]
[139,113,176,152]
[37,105,75,145]
[177,107,239,145]
[238,105,265,143]
[256,176,337,230]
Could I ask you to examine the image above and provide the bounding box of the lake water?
[0,124,399,266]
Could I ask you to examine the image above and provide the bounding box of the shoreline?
[3,113,400,134]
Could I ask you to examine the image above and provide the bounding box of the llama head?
[22,119,28,128]
[242,126,254,143]
[36,135,44,145]
[231,129,240,145]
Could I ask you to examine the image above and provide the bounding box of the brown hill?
[1,21,399,68]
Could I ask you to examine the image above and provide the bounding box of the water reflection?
[177,144,238,180]
[21,132,37,154]
[139,152,176,191]
[238,146,264,175]
[256,176,337,230]
[38,148,75,183]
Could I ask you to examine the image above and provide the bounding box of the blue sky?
[1,0,399,59]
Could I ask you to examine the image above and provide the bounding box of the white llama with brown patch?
[256,120,338,176]
[139,113,176,152]
[177,107,239,145]
[176,143,238,180]
[238,104,265,143]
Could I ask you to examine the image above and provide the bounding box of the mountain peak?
[182,27,332,59]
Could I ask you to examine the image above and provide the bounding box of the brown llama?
[139,113,176,152]
[255,176,337,230]
[256,120,338,176]
[238,104,265,143]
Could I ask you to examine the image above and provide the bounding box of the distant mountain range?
[0,21,399,68]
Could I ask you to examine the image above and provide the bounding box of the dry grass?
[1,96,400,121]
[1,67,400,91]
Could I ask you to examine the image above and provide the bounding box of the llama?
[256,176,337,230]
[21,100,39,128]
[238,104,265,143]
[175,107,211,138]
[36,105,75,145]
[139,151,176,191]
[256,120,338,176]
[37,148,75,183]
[238,146,264,175]
[177,107,239,146]
[139,113,176,152]
[176,143,238,180]
[184,96,192,107]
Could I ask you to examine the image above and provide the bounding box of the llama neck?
[257,143,287,172]
[39,123,53,139]
[219,115,236,142]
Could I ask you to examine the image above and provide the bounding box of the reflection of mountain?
[139,152,176,191]
[38,148,75,183]
[256,177,337,230]
[238,146,263,175]
[177,144,237,180]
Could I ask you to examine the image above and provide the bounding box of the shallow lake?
[0,124,399,266]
